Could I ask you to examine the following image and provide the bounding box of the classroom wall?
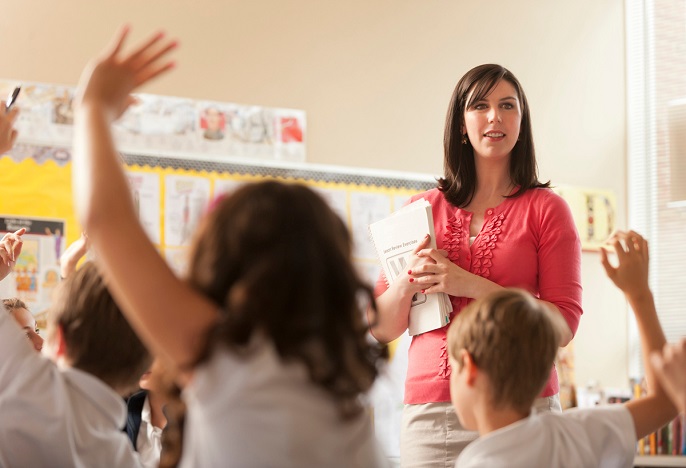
[0,1,629,389]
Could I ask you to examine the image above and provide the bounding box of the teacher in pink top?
[372,64,583,468]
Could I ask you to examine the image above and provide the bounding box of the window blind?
[626,0,686,378]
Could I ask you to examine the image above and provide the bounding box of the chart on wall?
[0,141,435,300]
[0,216,64,314]
[553,185,617,251]
[0,79,307,163]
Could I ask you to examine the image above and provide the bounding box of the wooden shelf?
[635,455,686,467]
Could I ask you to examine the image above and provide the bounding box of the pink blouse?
[375,188,583,404]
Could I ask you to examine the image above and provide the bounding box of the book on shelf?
[369,198,452,336]
[631,378,686,457]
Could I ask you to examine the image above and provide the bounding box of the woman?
[372,64,583,467]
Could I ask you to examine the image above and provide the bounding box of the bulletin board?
[0,140,435,461]
[0,142,436,316]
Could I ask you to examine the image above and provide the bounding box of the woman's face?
[462,79,522,163]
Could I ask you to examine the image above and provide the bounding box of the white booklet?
[369,199,452,336]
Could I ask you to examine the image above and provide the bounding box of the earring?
[461,134,468,145]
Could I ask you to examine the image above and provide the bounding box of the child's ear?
[55,324,67,358]
[460,349,478,386]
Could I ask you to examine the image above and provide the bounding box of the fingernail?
[421,290,425,294]
[407,270,412,275]
[409,278,414,283]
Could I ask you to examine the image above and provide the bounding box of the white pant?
[399,395,561,468]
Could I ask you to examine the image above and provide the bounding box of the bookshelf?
[635,455,686,467]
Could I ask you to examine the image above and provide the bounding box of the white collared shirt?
[180,339,389,468]
[456,405,636,468]
[0,312,142,467]
[137,396,164,468]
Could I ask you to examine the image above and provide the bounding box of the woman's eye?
[35,328,40,335]
[502,103,514,110]
[472,104,487,110]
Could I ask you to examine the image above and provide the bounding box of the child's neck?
[476,405,530,436]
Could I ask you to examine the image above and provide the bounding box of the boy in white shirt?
[0,260,150,467]
[447,230,677,467]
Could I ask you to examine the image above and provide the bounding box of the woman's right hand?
[395,234,444,298]
[371,234,444,343]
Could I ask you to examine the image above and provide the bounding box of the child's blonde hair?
[447,288,563,413]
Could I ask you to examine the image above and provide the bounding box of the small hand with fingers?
[600,230,650,298]
[0,102,19,154]
[75,25,178,121]
[409,247,475,297]
[400,235,443,297]
[60,232,89,279]
[0,228,26,281]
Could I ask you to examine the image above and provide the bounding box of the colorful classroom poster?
[0,216,64,314]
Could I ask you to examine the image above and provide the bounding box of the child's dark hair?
[48,262,152,394]
[187,180,387,419]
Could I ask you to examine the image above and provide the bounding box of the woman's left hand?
[409,248,499,299]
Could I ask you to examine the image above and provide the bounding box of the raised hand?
[60,232,89,279]
[0,103,19,154]
[600,230,650,300]
[0,228,26,281]
[75,25,178,121]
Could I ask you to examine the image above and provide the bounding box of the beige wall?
[0,0,629,389]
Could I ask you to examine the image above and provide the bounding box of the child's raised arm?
[651,339,686,414]
[72,26,219,375]
[601,230,677,439]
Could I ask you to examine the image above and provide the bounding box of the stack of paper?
[369,199,452,336]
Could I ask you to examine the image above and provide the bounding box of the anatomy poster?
[163,175,211,247]
[125,169,162,245]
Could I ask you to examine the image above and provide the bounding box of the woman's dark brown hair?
[187,180,387,419]
[438,64,549,208]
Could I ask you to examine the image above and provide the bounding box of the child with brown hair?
[447,230,677,467]
[2,297,43,352]
[71,26,388,467]
[0,262,151,466]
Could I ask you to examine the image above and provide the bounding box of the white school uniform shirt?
[180,337,390,468]
[137,396,163,468]
[0,312,142,468]
[455,405,636,468]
